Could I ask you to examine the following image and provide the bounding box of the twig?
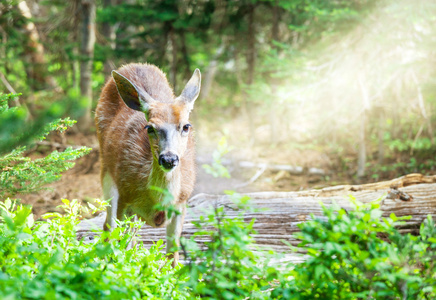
[0,71,20,107]
[411,70,434,144]
[213,202,226,272]
[411,124,424,156]
[35,141,98,150]
[236,165,267,188]
[125,227,139,250]
[0,71,16,94]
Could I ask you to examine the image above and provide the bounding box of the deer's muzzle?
[158,152,179,170]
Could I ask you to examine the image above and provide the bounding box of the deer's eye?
[182,124,191,134]
[145,125,156,136]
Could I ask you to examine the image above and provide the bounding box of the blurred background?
[1,0,436,216]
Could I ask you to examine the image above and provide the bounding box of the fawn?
[95,63,200,266]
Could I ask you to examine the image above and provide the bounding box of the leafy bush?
[0,110,435,300]
[272,199,436,299]
[179,192,277,299]
[202,136,232,178]
[0,199,189,300]
[0,194,435,299]
[0,93,91,197]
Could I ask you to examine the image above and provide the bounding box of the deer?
[95,63,201,267]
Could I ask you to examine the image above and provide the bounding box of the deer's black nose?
[159,153,179,170]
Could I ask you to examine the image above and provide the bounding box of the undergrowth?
[0,93,91,198]
[0,92,435,299]
[0,196,435,299]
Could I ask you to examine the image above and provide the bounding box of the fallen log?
[78,173,436,262]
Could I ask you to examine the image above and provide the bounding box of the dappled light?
[1,0,436,298]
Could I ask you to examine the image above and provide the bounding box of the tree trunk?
[72,49,79,90]
[0,71,23,108]
[378,108,385,164]
[157,23,170,67]
[358,112,366,177]
[17,1,58,91]
[79,173,436,263]
[77,0,96,132]
[269,1,279,144]
[169,27,177,91]
[412,71,434,144]
[102,0,116,76]
[179,30,191,79]
[246,5,255,87]
[70,0,80,90]
[200,46,224,103]
[245,4,256,146]
[357,75,370,178]
[201,60,217,104]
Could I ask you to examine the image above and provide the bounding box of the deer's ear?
[112,71,155,118]
[177,68,201,113]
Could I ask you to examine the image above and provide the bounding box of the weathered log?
[78,173,436,262]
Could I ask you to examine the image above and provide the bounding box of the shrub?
[0,194,435,299]
[0,199,189,299]
[272,198,436,299]
[201,136,232,179]
[0,93,91,197]
[179,192,277,299]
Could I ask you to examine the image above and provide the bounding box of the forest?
[1,0,436,299]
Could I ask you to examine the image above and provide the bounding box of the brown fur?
[95,63,197,266]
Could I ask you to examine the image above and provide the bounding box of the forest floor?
[18,131,342,219]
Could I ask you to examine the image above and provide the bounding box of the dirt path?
[17,133,332,219]
[18,148,264,219]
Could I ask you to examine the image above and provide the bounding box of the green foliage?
[369,132,436,178]
[1,193,436,299]
[179,192,275,299]
[272,199,436,299]
[2,0,436,180]
[202,136,232,178]
[0,93,91,197]
[0,199,189,300]
[0,93,76,154]
[371,157,436,179]
[277,0,374,39]
[150,186,181,220]
[388,138,427,153]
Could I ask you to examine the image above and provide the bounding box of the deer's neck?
[147,158,181,201]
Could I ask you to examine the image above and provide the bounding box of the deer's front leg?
[103,172,119,231]
[166,204,186,267]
